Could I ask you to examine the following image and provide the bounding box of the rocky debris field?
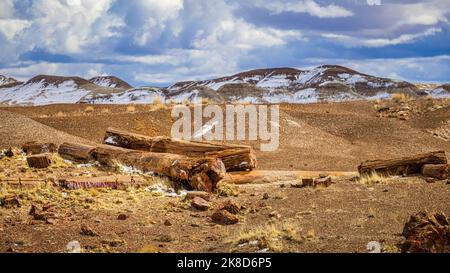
[1,149,449,253]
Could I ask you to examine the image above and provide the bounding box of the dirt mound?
[0,110,91,149]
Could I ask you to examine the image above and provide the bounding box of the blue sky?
[0,0,449,87]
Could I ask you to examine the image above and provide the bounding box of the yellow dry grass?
[391,93,412,103]
[358,171,390,185]
[227,220,305,252]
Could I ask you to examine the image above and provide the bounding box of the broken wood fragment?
[358,151,448,176]
[58,175,148,190]
[22,141,57,155]
[58,142,96,162]
[26,153,52,169]
[421,164,449,180]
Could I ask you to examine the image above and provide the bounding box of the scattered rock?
[80,224,99,237]
[66,241,81,253]
[4,147,22,158]
[319,173,329,178]
[0,195,20,208]
[366,241,381,253]
[117,214,128,220]
[402,211,450,253]
[164,219,172,226]
[290,183,303,188]
[157,234,175,242]
[314,176,332,188]
[29,204,57,223]
[191,197,211,211]
[211,210,239,225]
[217,200,241,214]
[269,211,281,219]
[262,193,270,200]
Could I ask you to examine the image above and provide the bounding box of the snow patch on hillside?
[0,80,89,105]
[84,88,165,104]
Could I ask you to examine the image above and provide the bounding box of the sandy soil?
[2,98,450,171]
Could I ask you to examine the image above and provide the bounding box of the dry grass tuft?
[126,105,136,113]
[84,106,94,114]
[216,181,239,197]
[358,171,389,185]
[55,111,67,117]
[227,220,304,252]
[391,93,412,103]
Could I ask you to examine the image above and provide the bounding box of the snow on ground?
[90,77,117,88]
[428,87,450,98]
[85,88,165,104]
[256,75,293,88]
[0,76,17,86]
[0,80,90,105]
[169,89,202,103]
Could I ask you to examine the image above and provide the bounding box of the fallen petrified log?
[57,142,226,192]
[402,211,450,253]
[358,151,448,176]
[58,175,148,190]
[95,144,226,192]
[58,142,96,162]
[22,141,57,155]
[103,128,256,171]
[421,164,449,180]
[26,153,52,169]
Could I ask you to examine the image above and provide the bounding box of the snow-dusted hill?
[0,75,20,87]
[427,84,450,98]
[89,76,133,90]
[168,65,420,103]
[0,66,445,105]
[0,75,128,105]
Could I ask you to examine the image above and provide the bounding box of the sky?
[0,0,449,87]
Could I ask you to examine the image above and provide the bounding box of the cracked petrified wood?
[57,142,226,192]
[103,127,256,171]
[358,151,448,176]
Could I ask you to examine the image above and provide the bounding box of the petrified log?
[205,148,256,172]
[358,151,448,176]
[93,144,226,192]
[58,142,96,162]
[103,128,256,171]
[58,175,148,190]
[402,211,450,253]
[26,153,52,168]
[421,164,449,180]
[22,141,57,155]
